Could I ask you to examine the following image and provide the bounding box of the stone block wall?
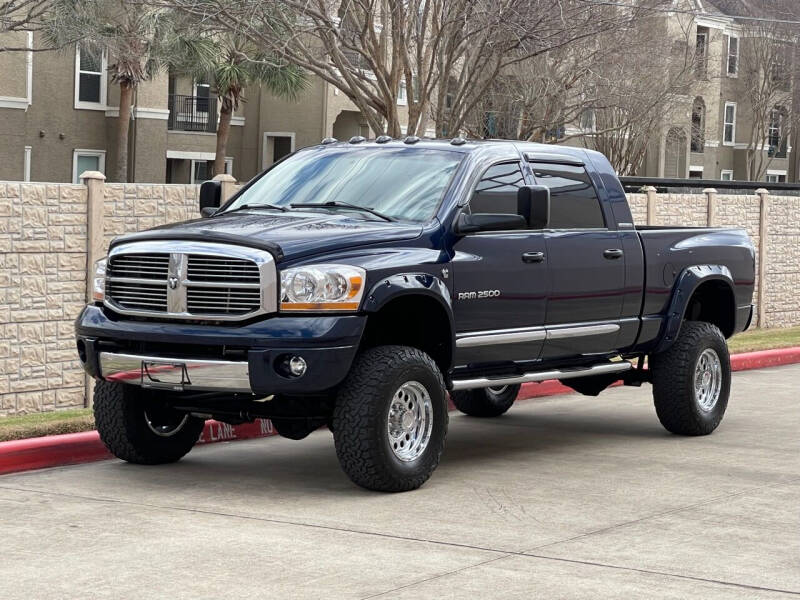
[0,183,88,415]
[627,193,647,225]
[102,184,198,250]
[0,179,798,415]
[765,195,800,327]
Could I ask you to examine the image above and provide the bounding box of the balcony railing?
[168,94,217,133]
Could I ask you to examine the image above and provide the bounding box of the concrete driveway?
[1,365,798,599]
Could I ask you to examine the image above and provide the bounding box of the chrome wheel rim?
[694,348,722,412]
[487,385,509,396]
[144,410,189,437]
[387,381,433,462]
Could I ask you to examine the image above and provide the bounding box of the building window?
[483,112,497,137]
[74,42,107,109]
[580,107,596,132]
[691,98,705,152]
[768,107,788,158]
[695,27,708,78]
[72,149,106,183]
[727,36,739,77]
[766,171,787,183]
[770,48,791,92]
[720,170,733,181]
[723,102,736,145]
[194,79,211,113]
[191,159,211,184]
[397,82,407,106]
[262,132,296,169]
[689,166,703,179]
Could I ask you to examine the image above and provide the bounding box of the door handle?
[603,248,624,259]
[522,251,545,263]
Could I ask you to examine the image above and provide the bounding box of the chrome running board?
[450,361,632,391]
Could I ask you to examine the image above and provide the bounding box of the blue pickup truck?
[76,138,755,491]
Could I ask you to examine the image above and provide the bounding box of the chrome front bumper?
[99,352,252,393]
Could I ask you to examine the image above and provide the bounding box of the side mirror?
[517,185,550,229]
[200,206,218,218]
[456,212,527,234]
[199,180,221,217]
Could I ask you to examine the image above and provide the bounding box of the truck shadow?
[110,407,673,498]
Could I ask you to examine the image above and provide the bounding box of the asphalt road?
[1,365,798,599]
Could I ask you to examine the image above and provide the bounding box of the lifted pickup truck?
[76,138,754,491]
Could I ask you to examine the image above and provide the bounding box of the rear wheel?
[650,321,731,436]
[93,380,205,464]
[450,384,521,417]
[332,345,448,492]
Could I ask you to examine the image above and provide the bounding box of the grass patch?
[0,327,797,443]
[0,408,94,443]
[728,325,800,354]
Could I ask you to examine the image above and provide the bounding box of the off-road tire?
[450,384,521,417]
[650,321,731,436]
[332,345,448,492]
[93,380,205,464]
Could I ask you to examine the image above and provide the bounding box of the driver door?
[451,161,549,366]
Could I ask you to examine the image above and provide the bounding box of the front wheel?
[332,346,448,492]
[650,321,731,436]
[93,380,206,464]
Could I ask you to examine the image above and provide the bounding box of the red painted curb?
[2,346,799,476]
[730,347,800,371]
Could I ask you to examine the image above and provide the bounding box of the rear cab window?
[530,162,605,229]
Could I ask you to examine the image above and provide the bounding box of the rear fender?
[653,265,735,354]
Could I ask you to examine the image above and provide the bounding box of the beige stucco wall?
[0,32,29,98]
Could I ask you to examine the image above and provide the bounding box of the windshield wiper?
[289,201,395,222]
[221,203,288,215]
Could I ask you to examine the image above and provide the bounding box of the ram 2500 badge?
[76,138,755,491]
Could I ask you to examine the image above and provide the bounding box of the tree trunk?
[214,103,233,177]
[115,81,133,183]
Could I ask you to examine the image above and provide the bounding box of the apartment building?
[0,0,794,185]
[633,0,794,182]
[0,31,404,184]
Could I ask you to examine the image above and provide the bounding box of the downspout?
[321,80,329,139]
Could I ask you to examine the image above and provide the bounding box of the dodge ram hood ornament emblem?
[168,276,179,290]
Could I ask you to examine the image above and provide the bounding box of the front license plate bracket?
[141,360,190,391]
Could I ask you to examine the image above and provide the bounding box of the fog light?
[288,356,307,377]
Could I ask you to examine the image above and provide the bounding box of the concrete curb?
[2,347,798,476]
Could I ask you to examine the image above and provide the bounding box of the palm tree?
[180,34,306,176]
[44,1,183,182]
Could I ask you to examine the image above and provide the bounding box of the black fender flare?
[653,264,735,354]
[363,273,456,363]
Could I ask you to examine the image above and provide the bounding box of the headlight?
[280,264,365,311]
[92,258,107,303]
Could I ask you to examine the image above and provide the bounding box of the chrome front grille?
[106,280,169,312]
[104,241,277,321]
[186,286,261,315]
[108,253,170,280]
[187,256,260,283]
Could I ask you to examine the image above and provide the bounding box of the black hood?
[109,210,424,262]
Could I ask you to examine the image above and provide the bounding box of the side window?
[531,162,605,229]
[469,162,525,216]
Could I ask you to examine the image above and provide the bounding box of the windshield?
[222,146,463,222]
